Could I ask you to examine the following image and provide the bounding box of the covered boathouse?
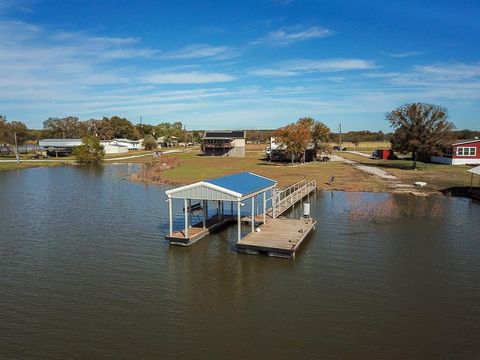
[165,172,276,245]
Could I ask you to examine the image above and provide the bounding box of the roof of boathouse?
[468,166,480,176]
[165,172,277,201]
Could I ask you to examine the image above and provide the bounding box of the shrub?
[74,136,105,163]
[143,134,156,150]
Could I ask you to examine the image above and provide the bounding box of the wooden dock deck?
[165,215,233,246]
[236,217,317,258]
[166,214,267,246]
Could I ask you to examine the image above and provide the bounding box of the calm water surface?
[1,165,479,359]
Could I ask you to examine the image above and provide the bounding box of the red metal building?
[431,139,480,165]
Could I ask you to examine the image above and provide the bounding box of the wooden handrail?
[272,179,316,217]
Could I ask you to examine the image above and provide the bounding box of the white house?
[103,138,141,150]
[39,138,134,154]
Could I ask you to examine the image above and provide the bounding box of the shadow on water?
[441,186,480,199]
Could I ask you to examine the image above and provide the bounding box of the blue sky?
[1,0,479,131]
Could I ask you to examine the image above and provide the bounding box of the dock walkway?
[271,179,316,217]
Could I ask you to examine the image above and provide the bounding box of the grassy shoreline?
[2,144,475,194]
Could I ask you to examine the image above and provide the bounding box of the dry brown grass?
[131,156,181,183]
[347,195,445,223]
[124,145,389,191]
[0,161,68,171]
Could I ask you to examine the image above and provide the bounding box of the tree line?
[0,115,194,145]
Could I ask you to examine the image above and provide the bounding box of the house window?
[456,147,477,156]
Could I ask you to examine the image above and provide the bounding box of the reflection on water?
[1,165,479,359]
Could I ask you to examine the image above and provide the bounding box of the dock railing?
[272,179,316,218]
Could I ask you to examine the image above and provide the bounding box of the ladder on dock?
[271,179,316,218]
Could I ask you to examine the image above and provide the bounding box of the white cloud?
[365,62,480,87]
[252,26,332,46]
[0,0,35,14]
[141,71,235,84]
[414,63,480,80]
[160,44,239,60]
[250,58,377,77]
[385,51,424,58]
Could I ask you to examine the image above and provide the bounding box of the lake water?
[1,165,479,359]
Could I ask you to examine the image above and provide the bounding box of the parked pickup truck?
[319,152,331,162]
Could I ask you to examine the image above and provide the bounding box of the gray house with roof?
[201,130,246,157]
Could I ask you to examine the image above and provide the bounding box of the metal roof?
[468,166,480,176]
[451,139,480,146]
[39,139,83,147]
[166,172,276,201]
[203,131,245,139]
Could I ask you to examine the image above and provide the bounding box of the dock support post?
[202,200,206,229]
[184,198,189,238]
[188,199,192,227]
[251,196,255,233]
[230,201,233,216]
[168,196,173,236]
[263,191,266,224]
[272,188,276,218]
[218,200,221,222]
[237,201,241,243]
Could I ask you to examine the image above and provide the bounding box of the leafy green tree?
[96,117,115,139]
[74,136,105,163]
[386,103,454,169]
[7,121,29,144]
[136,124,155,138]
[155,121,184,138]
[109,116,139,139]
[43,116,86,138]
[142,134,157,150]
[191,130,202,144]
[0,116,8,144]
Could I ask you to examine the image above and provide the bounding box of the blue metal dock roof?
[165,172,276,201]
[206,172,276,197]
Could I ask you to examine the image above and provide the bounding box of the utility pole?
[338,123,342,146]
[269,136,272,162]
[184,125,187,151]
[14,131,19,163]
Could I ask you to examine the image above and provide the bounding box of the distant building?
[38,139,82,156]
[39,138,133,155]
[267,137,315,162]
[157,136,178,148]
[104,138,141,150]
[201,131,246,157]
[431,139,480,165]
